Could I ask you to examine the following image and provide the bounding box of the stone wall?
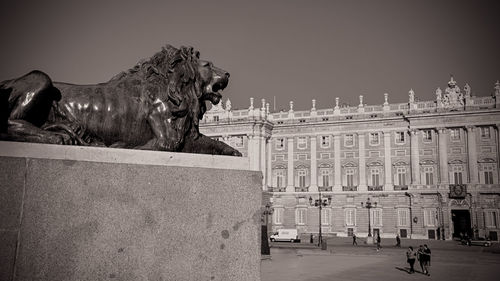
[0,141,261,281]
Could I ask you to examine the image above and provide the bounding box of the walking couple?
[406,244,431,275]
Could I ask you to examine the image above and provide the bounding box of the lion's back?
[53,82,154,146]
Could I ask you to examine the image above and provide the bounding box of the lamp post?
[261,202,273,255]
[405,192,413,239]
[361,197,377,244]
[309,192,332,249]
[263,202,274,228]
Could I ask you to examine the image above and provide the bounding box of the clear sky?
[1,0,499,111]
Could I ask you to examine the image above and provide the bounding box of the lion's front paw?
[222,147,242,157]
[44,132,72,145]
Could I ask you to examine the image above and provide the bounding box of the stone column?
[437,128,449,186]
[383,131,393,189]
[310,135,318,192]
[333,132,342,191]
[496,124,500,182]
[287,137,295,192]
[410,129,420,185]
[247,135,258,171]
[466,126,479,184]
[260,135,266,190]
[267,138,273,190]
[358,133,367,191]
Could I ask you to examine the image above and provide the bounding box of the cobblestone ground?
[261,238,500,281]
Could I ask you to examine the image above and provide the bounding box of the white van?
[270,229,300,243]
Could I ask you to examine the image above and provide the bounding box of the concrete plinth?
[0,141,261,281]
[365,236,374,245]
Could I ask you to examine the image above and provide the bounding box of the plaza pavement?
[262,237,500,281]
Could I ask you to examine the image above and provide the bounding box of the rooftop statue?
[408,89,415,103]
[0,45,242,156]
[444,76,464,107]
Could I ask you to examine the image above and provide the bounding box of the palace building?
[199,77,500,241]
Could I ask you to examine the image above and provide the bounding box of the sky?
[1,0,499,111]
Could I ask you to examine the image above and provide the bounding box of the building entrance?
[451,210,471,238]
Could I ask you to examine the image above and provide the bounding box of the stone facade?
[200,78,500,241]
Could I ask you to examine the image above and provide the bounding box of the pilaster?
[496,124,500,182]
[260,135,266,189]
[266,138,272,190]
[310,135,318,192]
[466,126,479,184]
[333,133,342,191]
[437,128,449,186]
[247,135,259,171]
[358,133,367,191]
[287,137,295,192]
[410,129,420,185]
[383,131,393,189]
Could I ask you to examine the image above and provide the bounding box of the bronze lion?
[0,45,241,156]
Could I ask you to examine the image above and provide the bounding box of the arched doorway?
[451,210,471,238]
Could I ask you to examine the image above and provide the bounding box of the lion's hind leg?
[2,119,74,145]
[42,122,106,146]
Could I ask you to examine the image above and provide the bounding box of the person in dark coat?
[352,233,358,245]
[376,234,381,251]
[396,234,401,247]
[417,245,429,275]
[423,244,431,275]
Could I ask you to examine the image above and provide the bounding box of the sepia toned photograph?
[1,0,499,280]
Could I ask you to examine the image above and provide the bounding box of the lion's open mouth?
[205,77,228,105]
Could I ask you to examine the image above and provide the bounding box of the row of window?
[275,133,404,150]
[273,164,497,187]
[275,127,494,150]
[274,208,499,229]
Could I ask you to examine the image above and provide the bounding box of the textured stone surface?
[0,157,25,229]
[0,157,25,281]
[0,230,18,281]
[0,143,261,281]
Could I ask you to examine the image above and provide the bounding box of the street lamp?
[261,201,273,255]
[263,202,274,228]
[309,192,332,248]
[405,192,413,238]
[361,198,377,244]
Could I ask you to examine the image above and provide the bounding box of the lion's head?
[107,45,230,150]
[112,44,229,115]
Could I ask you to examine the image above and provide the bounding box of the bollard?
[321,240,327,250]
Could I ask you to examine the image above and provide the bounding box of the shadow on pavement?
[395,266,409,274]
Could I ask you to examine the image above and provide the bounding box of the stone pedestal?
[0,141,261,281]
[365,236,374,245]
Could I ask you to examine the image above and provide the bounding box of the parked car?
[270,229,301,243]
[461,237,492,247]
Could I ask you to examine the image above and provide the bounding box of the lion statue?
[0,45,242,156]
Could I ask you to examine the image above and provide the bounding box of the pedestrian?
[417,245,429,275]
[376,234,381,251]
[352,233,357,245]
[423,244,431,275]
[396,234,401,247]
[406,246,416,274]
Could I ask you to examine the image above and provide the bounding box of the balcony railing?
[342,186,358,191]
[295,187,309,192]
[368,185,383,191]
[394,185,409,191]
[270,187,286,192]
[319,186,333,192]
